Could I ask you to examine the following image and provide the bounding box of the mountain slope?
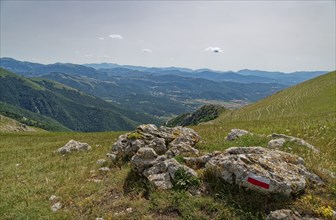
[43,72,285,117]
[166,104,226,127]
[0,68,160,131]
[194,71,336,171]
[217,71,335,122]
[0,114,42,132]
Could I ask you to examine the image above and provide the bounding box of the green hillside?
[0,102,71,131]
[0,68,161,131]
[195,71,336,173]
[0,114,43,132]
[217,71,335,122]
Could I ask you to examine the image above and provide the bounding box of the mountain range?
[0,57,329,132]
[0,68,159,131]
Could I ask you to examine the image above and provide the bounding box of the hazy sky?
[1,1,335,72]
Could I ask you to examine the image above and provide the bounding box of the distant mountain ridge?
[0,68,160,131]
[0,57,327,85]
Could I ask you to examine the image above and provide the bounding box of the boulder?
[110,124,201,162]
[184,151,222,170]
[205,147,323,197]
[269,133,319,153]
[268,138,286,149]
[130,147,197,190]
[142,158,197,190]
[266,209,301,220]
[57,140,91,154]
[226,129,250,141]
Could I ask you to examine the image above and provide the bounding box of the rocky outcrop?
[57,140,92,154]
[109,124,201,161]
[204,147,323,197]
[268,133,319,153]
[130,147,197,189]
[226,129,250,141]
[108,124,201,189]
[108,125,323,198]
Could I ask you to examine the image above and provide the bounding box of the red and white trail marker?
[247,174,270,189]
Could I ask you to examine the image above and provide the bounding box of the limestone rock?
[110,124,201,162]
[226,129,250,141]
[269,133,319,153]
[268,138,286,149]
[130,146,197,190]
[131,147,159,172]
[99,167,111,172]
[184,151,222,170]
[51,202,62,212]
[57,140,91,154]
[49,195,59,202]
[206,147,323,197]
[266,209,301,220]
[97,159,107,166]
[142,158,197,190]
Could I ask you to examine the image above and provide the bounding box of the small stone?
[16,163,21,167]
[99,167,111,172]
[49,195,58,202]
[96,218,103,220]
[51,202,62,212]
[96,159,107,165]
[266,209,301,220]
[89,179,102,183]
[226,129,250,141]
[268,138,286,149]
[126,207,133,213]
[106,153,117,161]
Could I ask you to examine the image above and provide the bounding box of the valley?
[0,70,335,219]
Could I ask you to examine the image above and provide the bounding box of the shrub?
[172,168,201,191]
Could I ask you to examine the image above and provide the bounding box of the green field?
[0,72,335,219]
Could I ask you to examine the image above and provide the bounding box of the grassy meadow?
[0,72,335,219]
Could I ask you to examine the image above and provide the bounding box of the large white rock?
[206,147,323,197]
[57,140,91,154]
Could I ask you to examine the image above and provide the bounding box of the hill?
[43,72,285,117]
[0,68,160,131]
[217,71,335,122]
[0,114,42,132]
[195,71,336,171]
[166,104,226,127]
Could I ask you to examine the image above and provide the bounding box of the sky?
[0,1,335,72]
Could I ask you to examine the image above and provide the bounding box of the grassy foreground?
[1,72,335,219]
[0,132,242,219]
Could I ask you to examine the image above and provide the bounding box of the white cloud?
[109,34,123,39]
[98,37,105,40]
[141,48,153,53]
[205,47,223,53]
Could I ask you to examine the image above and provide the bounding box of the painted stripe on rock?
[247,174,270,189]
